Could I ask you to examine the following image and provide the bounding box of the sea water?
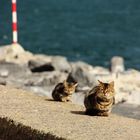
[0,0,140,69]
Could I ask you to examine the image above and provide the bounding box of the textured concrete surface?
[0,85,140,140]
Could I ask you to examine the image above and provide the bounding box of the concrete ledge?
[0,117,65,140]
[0,85,140,140]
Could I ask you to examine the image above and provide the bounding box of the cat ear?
[109,81,114,87]
[98,80,103,85]
[63,80,67,87]
[73,82,78,87]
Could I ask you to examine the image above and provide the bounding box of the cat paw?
[61,98,67,102]
[98,112,109,117]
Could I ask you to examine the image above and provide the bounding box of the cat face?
[97,80,115,99]
[63,80,78,94]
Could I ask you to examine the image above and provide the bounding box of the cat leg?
[61,97,67,102]
[61,96,72,102]
[66,96,72,102]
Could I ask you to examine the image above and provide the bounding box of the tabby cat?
[84,80,115,116]
[52,80,78,102]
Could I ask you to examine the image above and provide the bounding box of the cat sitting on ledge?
[84,80,115,116]
[52,80,78,102]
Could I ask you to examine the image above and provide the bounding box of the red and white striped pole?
[12,0,18,43]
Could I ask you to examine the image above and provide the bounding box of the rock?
[0,44,139,106]
[66,73,77,83]
[124,91,140,105]
[124,69,140,75]
[70,61,96,87]
[1,70,67,94]
[28,60,54,72]
[34,54,52,63]
[23,71,67,87]
[71,61,94,72]
[110,56,125,73]
[0,78,6,85]
[115,86,140,105]
[112,71,140,105]
[0,69,9,77]
[24,86,52,97]
[0,43,34,64]
[39,71,67,86]
[18,71,67,96]
[69,61,110,87]
[91,66,110,75]
[0,62,31,78]
[0,43,24,57]
[7,43,25,54]
[112,103,140,120]
[51,56,71,72]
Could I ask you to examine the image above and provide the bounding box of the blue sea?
[0,0,140,70]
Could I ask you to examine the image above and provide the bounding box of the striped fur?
[52,80,78,102]
[84,80,115,116]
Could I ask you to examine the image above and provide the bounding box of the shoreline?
[0,44,140,139]
[0,43,140,107]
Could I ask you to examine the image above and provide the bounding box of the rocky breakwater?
[0,44,140,109]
